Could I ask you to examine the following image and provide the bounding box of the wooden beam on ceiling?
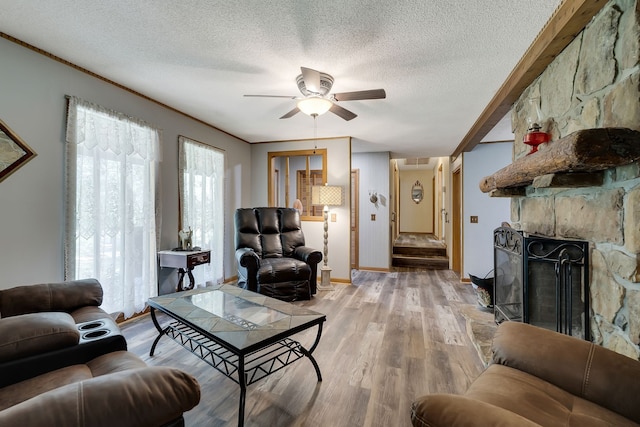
[452,0,607,158]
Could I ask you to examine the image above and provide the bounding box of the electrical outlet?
[470,216,478,223]
[331,213,336,222]
[371,214,376,221]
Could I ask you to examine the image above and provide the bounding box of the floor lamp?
[311,184,343,290]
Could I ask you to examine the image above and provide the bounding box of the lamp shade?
[297,97,332,116]
[312,185,343,206]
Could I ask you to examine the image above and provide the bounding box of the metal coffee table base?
[149,308,323,427]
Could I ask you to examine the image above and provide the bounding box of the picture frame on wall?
[0,119,36,183]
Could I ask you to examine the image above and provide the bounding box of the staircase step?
[393,245,447,257]
[391,254,449,269]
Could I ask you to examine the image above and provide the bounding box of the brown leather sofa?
[411,322,640,427]
[0,278,128,385]
[235,207,323,301]
[0,279,201,427]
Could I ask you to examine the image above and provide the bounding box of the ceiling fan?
[244,67,386,121]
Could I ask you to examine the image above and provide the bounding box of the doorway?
[351,169,359,270]
[452,167,462,275]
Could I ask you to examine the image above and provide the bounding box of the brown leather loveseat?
[411,322,640,426]
[0,279,201,427]
[235,207,322,301]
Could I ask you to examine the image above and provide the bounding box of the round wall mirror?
[411,180,423,204]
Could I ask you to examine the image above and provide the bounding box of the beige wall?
[0,37,252,289]
[399,169,433,233]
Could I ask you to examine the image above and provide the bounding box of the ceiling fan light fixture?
[297,97,332,117]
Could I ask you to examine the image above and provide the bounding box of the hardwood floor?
[120,270,485,426]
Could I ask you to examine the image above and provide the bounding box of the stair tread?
[392,254,448,259]
[393,246,446,249]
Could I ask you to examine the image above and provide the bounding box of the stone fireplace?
[482,0,640,360]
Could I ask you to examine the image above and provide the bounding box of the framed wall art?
[0,119,36,183]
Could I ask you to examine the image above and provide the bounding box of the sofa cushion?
[411,393,540,427]
[0,351,145,412]
[466,364,638,427]
[492,321,640,423]
[259,280,311,302]
[0,364,92,411]
[86,350,147,376]
[0,279,103,317]
[235,208,263,254]
[258,258,311,283]
[0,312,79,363]
[0,366,200,427]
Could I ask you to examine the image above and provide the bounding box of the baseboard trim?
[317,277,351,284]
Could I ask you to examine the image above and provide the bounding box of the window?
[296,169,324,216]
[268,149,327,220]
[179,136,224,285]
[65,96,160,318]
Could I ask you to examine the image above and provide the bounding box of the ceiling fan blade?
[244,94,297,99]
[329,103,357,121]
[332,89,387,102]
[300,67,321,94]
[280,107,300,119]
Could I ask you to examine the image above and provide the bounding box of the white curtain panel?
[65,96,160,318]
[178,136,225,285]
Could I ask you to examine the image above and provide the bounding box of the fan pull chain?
[313,113,318,154]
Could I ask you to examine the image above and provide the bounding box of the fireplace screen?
[493,227,590,340]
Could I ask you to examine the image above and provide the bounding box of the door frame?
[350,169,360,270]
[452,166,462,275]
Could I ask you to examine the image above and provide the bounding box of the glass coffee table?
[147,284,326,427]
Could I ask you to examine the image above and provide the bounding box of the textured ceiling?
[0,1,562,158]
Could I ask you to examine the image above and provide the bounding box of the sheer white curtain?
[65,96,161,318]
[179,136,224,285]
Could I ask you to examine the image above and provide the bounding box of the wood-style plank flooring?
[120,269,485,426]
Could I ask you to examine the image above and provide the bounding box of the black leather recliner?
[234,207,322,301]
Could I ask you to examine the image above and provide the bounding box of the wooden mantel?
[479,128,640,194]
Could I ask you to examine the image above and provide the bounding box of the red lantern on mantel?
[523,97,550,154]
[523,124,550,154]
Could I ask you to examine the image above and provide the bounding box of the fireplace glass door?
[494,227,590,340]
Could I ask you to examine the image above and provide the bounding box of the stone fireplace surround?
[482,0,640,360]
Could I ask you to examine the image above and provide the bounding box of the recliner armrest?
[0,279,103,317]
[235,248,259,270]
[491,322,640,423]
[293,246,322,265]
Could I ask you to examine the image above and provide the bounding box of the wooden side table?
[158,249,211,292]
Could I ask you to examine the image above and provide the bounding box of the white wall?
[462,142,512,279]
[399,169,434,233]
[0,37,251,290]
[250,138,351,283]
[352,152,390,270]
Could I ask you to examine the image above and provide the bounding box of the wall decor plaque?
[0,119,36,183]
